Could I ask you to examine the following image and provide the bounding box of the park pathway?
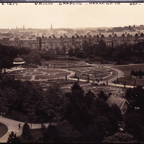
[0,115,56,142]
[63,63,144,89]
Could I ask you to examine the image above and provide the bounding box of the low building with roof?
[107,96,129,115]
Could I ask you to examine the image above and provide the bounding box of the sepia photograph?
[0,2,144,143]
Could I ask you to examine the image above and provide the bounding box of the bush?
[7,131,20,143]
[22,123,32,140]
[103,83,105,86]
[103,132,135,143]
[92,56,103,61]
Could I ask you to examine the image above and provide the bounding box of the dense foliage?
[68,40,144,64]
[39,82,123,143]
[7,131,20,143]
[130,70,144,78]
[124,86,144,142]
[0,44,31,72]
[2,76,144,143]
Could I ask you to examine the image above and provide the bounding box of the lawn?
[71,67,111,80]
[113,64,144,86]
[26,72,42,75]
[0,123,8,138]
[37,69,65,73]
[35,72,70,80]
[21,76,32,80]
[14,75,32,80]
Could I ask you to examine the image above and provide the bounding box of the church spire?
[51,23,53,30]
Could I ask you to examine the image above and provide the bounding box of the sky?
[0,3,144,29]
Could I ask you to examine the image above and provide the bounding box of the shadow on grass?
[0,123,8,138]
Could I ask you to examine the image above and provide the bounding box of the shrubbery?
[22,123,32,140]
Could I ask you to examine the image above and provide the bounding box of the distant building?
[0,31,144,52]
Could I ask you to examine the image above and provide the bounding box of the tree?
[62,45,66,54]
[85,90,95,108]
[110,104,122,121]
[103,132,135,143]
[22,55,31,66]
[138,70,143,77]
[22,123,32,140]
[55,120,81,143]
[127,33,130,37]
[75,51,87,58]
[130,70,135,76]
[98,90,108,101]
[121,33,125,37]
[7,131,20,143]
[28,51,41,65]
[101,34,104,38]
[43,84,63,121]
[140,33,144,37]
[124,112,144,141]
[0,56,13,73]
[109,34,112,37]
[27,108,37,129]
[5,87,19,113]
[135,33,138,37]
[43,124,58,143]
[82,40,89,53]
[68,47,74,57]
[71,82,84,101]
[114,34,117,37]
[55,47,60,54]
[0,96,8,114]
[99,39,106,47]
[84,116,110,142]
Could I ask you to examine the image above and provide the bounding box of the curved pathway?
[65,62,144,89]
[0,115,55,142]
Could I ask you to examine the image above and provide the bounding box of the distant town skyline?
[1,3,144,29]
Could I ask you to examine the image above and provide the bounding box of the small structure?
[107,96,129,115]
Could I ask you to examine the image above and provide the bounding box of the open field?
[113,64,144,86]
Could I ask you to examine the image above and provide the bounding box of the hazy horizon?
[1,3,144,29]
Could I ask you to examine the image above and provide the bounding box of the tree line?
[130,70,144,78]
[68,40,144,64]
